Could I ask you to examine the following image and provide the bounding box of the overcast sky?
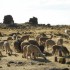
[0,0,70,25]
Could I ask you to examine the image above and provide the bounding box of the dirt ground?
[0,28,70,70]
[0,52,69,70]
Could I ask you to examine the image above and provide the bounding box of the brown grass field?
[0,26,70,70]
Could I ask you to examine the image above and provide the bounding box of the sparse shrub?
[66,61,70,64]
[54,57,58,62]
[47,23,51,27]
[62,68,69,70]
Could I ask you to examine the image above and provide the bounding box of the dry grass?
[0,27,69,70]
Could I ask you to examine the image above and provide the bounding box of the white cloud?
[0,0,70,25]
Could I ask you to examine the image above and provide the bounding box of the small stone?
[8,53,11,56]
[7,63,10,67]
[0,66,2,68]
